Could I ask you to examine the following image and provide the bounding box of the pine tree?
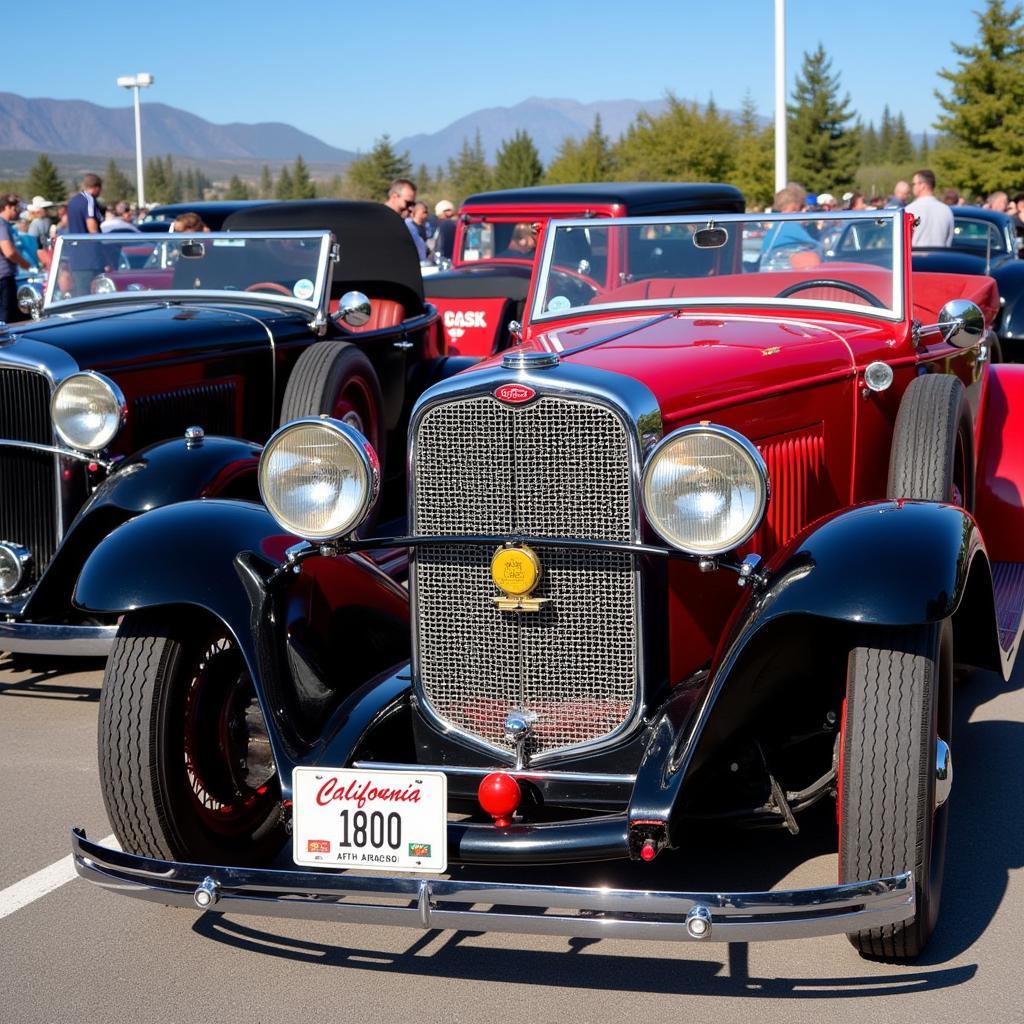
[860,122,880,165]
[613,95,736,184]
[492,130,543,189]
[344,135,413,201]
[546,115,615,184]
[447,131,492,201]
[26,154,66,203]
[890,112,915,164]
[787,46,860,192]
[878,105,895,161]
[102,158,134,205]
[292,155,316,199]
[225,175,250,199]
[275,165,294,200]
[934,0,1024,193]
[144,155,170,204]
[259,164,274,199]
[731,95,775,208]
[919,131,931,163]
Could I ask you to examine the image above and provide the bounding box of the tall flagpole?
[774,0,787,192]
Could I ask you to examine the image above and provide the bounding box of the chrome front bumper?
[71,829,914,943]
[0,619,117,656]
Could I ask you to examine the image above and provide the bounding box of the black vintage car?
[0,200,458,656]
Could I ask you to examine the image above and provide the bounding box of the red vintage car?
[424,182,745,356]
[75,207,1022,961]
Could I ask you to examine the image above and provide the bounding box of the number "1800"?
[338,809,402,849]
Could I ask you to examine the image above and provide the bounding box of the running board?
[992,562,1024,654]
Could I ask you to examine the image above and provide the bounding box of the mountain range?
[0,92,675,179]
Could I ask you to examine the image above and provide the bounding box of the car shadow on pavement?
[914,665,1024,964]
[188,663,1021,992]
[0,652,103,700]
[193,911,975,997]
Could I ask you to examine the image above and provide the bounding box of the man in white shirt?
[906,169,954,248]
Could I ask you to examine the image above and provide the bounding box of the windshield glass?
[45,231,332,311]
[532,212,905,322]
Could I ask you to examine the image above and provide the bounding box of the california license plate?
[292,767,447,873]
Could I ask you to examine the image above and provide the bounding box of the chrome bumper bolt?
[193,876,220,910]
[686,905,712,939]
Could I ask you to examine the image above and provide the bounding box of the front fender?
[634,500,992,828]
[74,499,411,799]
[24,435,262,618]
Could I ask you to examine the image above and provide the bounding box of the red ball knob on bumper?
[478,772,521,827]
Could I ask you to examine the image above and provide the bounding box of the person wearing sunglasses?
[385,178,417,219]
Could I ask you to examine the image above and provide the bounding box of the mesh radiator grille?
[413,394,638,758]
[0,367,58,574]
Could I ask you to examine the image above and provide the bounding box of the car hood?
[1,301,301,373]
[911,248,1010,275]
[528,312,856,420]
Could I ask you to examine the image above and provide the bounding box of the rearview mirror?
[337,291,372,327]
[938,299,984,349]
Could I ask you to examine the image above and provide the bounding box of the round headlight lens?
[259,418,379,541]
[51,372,124,452]
[643,426,768,555]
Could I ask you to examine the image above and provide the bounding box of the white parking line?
[0,835,119,921]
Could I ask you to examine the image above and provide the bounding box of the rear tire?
[280,341,384,457]
[840,621,952,960]
[887,373,973,510]
[98,613,284,865]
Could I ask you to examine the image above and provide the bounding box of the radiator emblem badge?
[494,383,536,404]
[491,544,548,613]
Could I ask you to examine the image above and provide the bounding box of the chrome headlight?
[51,372,126,452]
[642,425,768,555]
[259,418,380,540]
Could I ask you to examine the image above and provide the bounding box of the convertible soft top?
[461,182,747,216]
[224,200,425,312]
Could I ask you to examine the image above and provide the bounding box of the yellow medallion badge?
[491,544,548,612]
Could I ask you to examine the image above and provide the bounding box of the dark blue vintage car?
[0,201,459,656]
[830,205,1024,359]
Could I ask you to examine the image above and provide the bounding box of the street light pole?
[774,0,787,193]
[116,73,154,209]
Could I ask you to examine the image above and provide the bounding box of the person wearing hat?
[433,199,457,260]
[817,193,837,211]
[26,195,54,245]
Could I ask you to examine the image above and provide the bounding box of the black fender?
[630,500,997,834]
[24,435,262,619]
[74,499,410,800]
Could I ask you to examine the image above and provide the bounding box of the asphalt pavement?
[1,649,1022,1024]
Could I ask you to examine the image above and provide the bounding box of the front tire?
[839,621,952,960]
[98,613,284,865]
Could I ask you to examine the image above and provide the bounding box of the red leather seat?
[328,297,406,333]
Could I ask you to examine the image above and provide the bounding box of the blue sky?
[5,0,986,150]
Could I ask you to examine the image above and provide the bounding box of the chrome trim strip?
[71,830,915,943]
[207,306,278,416]
[0,620,117,655]
[352,761,637,785]
[407,360,662,768]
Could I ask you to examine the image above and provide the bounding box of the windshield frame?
[529,210,907,325]
[44,230,336,318]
